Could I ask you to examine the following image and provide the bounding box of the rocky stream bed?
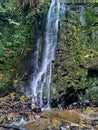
[0,93,98,130]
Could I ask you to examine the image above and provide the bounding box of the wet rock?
[23,102,31,111]
[51,98,58,108]
[51,88,79,109]
[0,124,28,130]
[42,128,50,130]
[0,104,3,109]
[80,126,93,130]
[19,117,27,126]
[59,125,68,130]
[34,114,40,119]
[70,126,79,130]
[32,106,41,113]
[24,108,98,130]
[70,100,88,111]
[58,93,79,109]
[92,119,98,128]
[43,97,48,106]
[77,101,87,111]
[84,100,90,106]
[52,127,58,130]
[95,7,98,16]
[92,101,98,107]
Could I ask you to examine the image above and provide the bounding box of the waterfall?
[79,5,86,26]
[31,0,65,108]
[34,34,40,73]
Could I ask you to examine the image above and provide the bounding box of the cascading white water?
[34,36,40,73]
[79,5,86,26]
[32,35,40,90]
[31,0,65,108]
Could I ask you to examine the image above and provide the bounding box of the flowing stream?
[31,0,65,108]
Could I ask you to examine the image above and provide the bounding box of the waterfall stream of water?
[79,5,86,26]
[31,0,65,108]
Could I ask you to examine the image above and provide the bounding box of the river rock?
[32,106,41,113]
[80,126,93,130]
[0,104,2,109]
[70,125,79,130]
[24,108,98,130]
[52,127,58,130]
[59,125,68,130]
[19,117,27,126]
[54,92,79,109]
[34,114,40,119]
[92,101,98,107]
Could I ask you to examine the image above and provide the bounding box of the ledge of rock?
[87,57,98,70]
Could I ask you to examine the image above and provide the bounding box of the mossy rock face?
[52,4,98,97]
[52,16,86,95]
[87,57,98,69]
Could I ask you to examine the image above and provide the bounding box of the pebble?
[70,126,79,130]
[80,126,94,130]
[34,114,41,119]
[59,125,68,130]
[19,117,27,126]
[52,127,58,130]
[0,104,2,109]
[32,107,41,113]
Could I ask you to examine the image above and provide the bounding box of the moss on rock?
[52,4,98,97]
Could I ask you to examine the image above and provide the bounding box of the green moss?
[0,0,50,97]
[52,4,98,97]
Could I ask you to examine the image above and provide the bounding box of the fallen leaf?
[80,123,86,128]
[20,96,25,101]
[7,113,13,121]
[0,116,5,124]
[10,93,16,100]
[0,109,2,113]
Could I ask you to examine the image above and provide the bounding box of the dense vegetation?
[0,0,50,96]
[52,3,98,100]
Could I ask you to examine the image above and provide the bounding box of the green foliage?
[0,2,32,96]
[71,0,98,3]
[86,5,97,27]
[8,19,20,26]
[52,4,98,97]
[0,0,50,96]
[88,87,98,100]
[52,19,87,93]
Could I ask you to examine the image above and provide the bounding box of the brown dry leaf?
[0,109,2,113]
[10,93,16,100]
[20,96,25,101]
[2,101,10,108]
[26,95,31,100]
[29,115,37,122]
[13,80,18,84]
[0,116,5,124]
[80,124,86,128]
[7,113,14,121]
